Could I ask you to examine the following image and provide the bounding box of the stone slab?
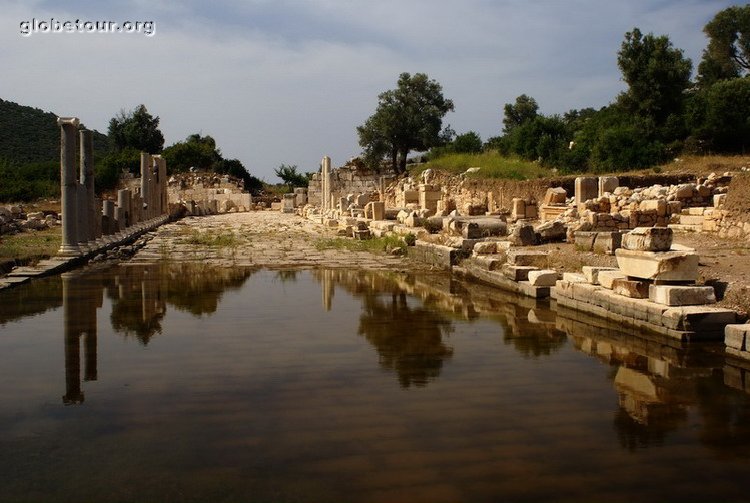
[612,278,650,299]
[528,269,558,287]
[502,264,538,281]
[648,284,716,306]
[615,248,699,282]
[582,266,619,285]
[455,265,550,299]
[662,306,737,332]
[622,226,673,251]
[725,324,750,351]
[409,241,467,269]
[507,250,548,268]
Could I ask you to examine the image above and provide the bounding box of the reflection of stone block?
[648,285,716,306]
[623,227,673,251]
[615,248,699,282]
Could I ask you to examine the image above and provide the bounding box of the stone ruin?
[56,117,170,257]
[163,172,253,216]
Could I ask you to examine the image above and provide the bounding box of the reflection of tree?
[358,290,454,388]
[274,270,299,283]
[502,326,567,359]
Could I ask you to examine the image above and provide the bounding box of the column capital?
[57,117,80,127]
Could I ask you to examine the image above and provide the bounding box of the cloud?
[0,0,736,180]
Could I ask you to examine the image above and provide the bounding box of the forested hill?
[0,98,109,165]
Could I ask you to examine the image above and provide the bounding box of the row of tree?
[357,5,750,174]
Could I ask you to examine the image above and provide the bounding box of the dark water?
[2,263,750,502]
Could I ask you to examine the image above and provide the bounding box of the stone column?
[322,156,331,211]
[93,197,103,241]
[76,183,88,251]
[57,117,81,256]
[103,199,116,235]
[140,152,152,219]
[158,156,167,217]
[79,130,95,248]
[116,189,131,234]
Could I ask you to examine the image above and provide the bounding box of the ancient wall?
[309,165,396,206]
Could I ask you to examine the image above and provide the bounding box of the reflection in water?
[62,272,98,404]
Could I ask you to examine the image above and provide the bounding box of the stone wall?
[309,164,396,206]
[163,173,252,212]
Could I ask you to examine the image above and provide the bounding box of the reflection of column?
[322,269,334,311]
[62,273,84,404]
[57,117,81,256]
[83,282,98,382]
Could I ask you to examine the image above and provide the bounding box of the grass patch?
[183,229,241,248]
[315,234,406,254]
[0,227,60,264]
[414,152,550,180]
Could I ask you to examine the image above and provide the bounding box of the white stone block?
[562,272,587,283]
[622,226,673,251]
[582,266,619,285]
[725,324,750,351]
[598,270,627,289]
[507,250,548,268]
[615,248,699,282]
[648,285,716,306]
[528,269,559,287]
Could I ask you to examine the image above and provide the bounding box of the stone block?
[725,324,750,351]
[639,199,667,217]
[593,231,622,255]
[615,248,699,282]
[469,255,503,271]
[622,226,673,251]
[662,306,737,331]
[507,250,548,268]
[597,270,627,289]
[511,198,526,220]
[473,241,497,255]
[528,269,559,287]
[502,264,538,281]
[582,266,619,285]
[462,222,481,239]
[371,201,385,220]
[575,177,598,207]
[525,204,538,219]
[536,220,566,242]
[648,285,716,306]
[563,272,587,283]
[598,176,618,196]
[574,231,597,251]
[714,194,727,208]
[544,187,567,205]
[612,278,650,299]
[509,223,536,246]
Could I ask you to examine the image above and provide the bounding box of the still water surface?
[1,263,750,502]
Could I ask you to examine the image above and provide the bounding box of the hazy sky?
[1,0,736,181]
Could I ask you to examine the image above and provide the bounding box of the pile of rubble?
[0,205,60,235]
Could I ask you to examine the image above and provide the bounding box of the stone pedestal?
[575,177,598,209]
[598,176,618,197]
[57,117,81,256]
[615,248,699,282]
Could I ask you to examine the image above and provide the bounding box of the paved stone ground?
[130,211,424,271]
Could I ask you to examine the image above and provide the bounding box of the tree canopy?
[162,134,221,172]
[698,5,750,86]
[274,164,308,190]
[503,94,539,133]
[108,104,164,153]
[357,72,454,174]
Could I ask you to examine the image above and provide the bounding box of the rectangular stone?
[507,250,548,268]
[648,284,716,306]
[612,278,650,299]
[622,227,673,251]
[593,231,622,255]
[598,270,627,289]
[528,269,558,287]
[615,248,699,282]
[725,324,750,351]
[582,266,619,285]
[563,272,587,283]
[502,264,538,281]
[575,177,598,207]
[598,176,618,196]
[468,255,503,271]
[574,231,597,251]
[662,306,737,331]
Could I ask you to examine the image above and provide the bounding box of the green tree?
[274,164,308,190]
[162,134,221,173]
[697,5,750,86]
[687,78,750,153]
[108,104,164,153]
[502,94,539,133]
[617,28,692,126]
[451,131,483,153]
[357,72,454,174]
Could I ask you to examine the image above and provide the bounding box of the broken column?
[321,156,331,211]
[57,117,81,256]
[116,189,132,234]
[140,152,152,219]
[102,199,116,235]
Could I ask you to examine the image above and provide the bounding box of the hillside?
[0,99,109,165]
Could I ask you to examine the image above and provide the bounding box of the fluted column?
[57,117,81,256]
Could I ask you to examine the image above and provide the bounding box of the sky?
[0,0,738,181]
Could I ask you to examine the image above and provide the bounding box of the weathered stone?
[462,222,481,239]
[622,226,673,251]
[725,324,750,351]
[371,201,385,220]
[582,266,619,285]
[593,231,622,255]
[639,199,667,217]
[562,272,587,283]
[507,250,548,268]
[612,278,650,299]
[473,241,497,255]
[575,177,598,208]
[598,176,618,196]
[509,223,536,246]
[511,198,525,220]
[528,269,558,287]
[544,187,567,205]
[597,270,627,289]
[662,306,736,331]
[615,248,699,282]
[535,220,566,242]
[648,285,716,306]
[502,264,538,281]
